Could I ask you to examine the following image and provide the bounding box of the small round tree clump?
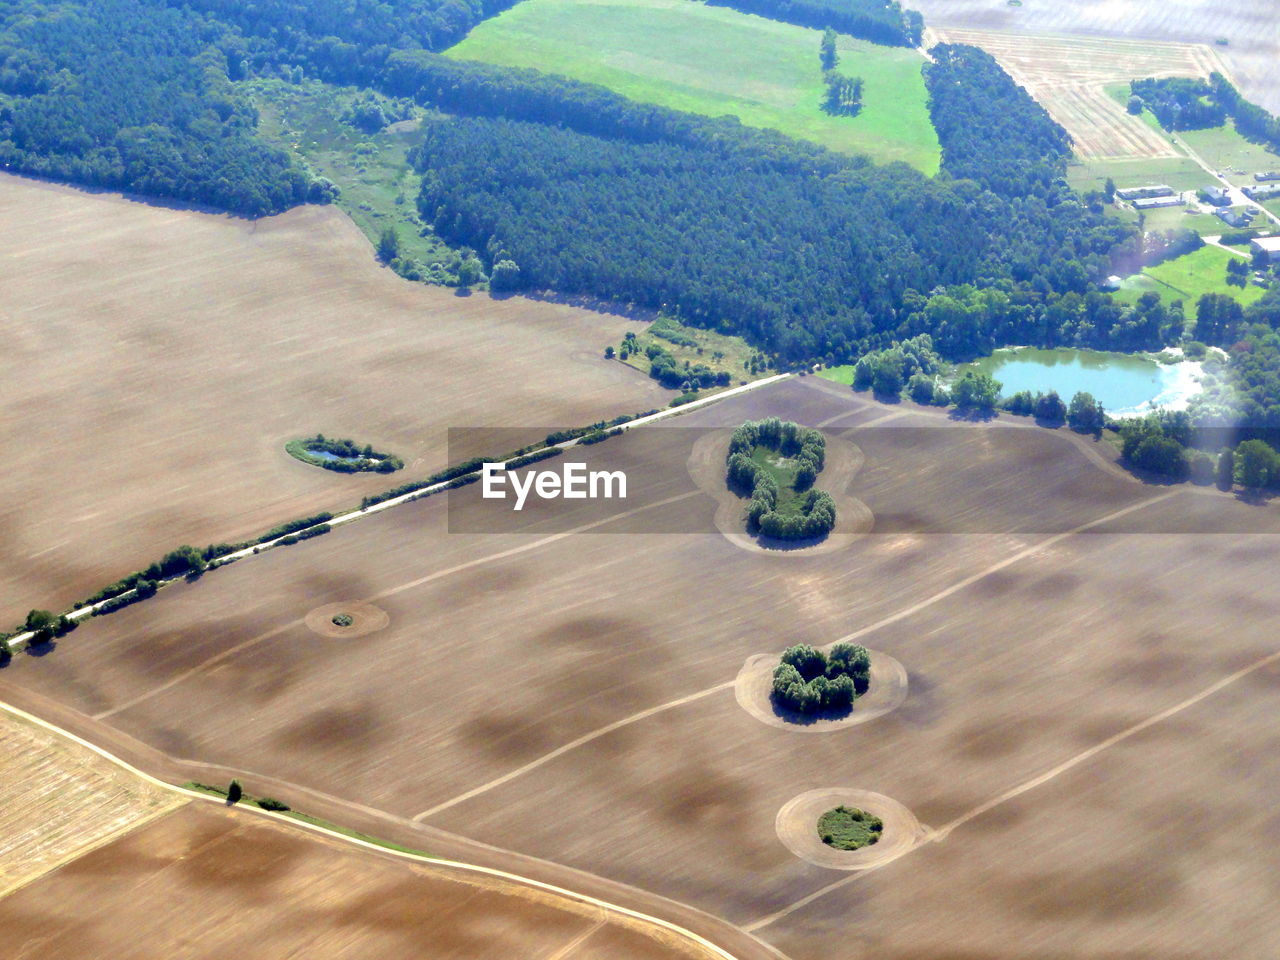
[331,613,354,628]
[771,643,870,716]
[817,805,883,850]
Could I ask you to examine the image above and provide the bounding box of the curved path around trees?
[686,426,874,557]
[0,688,786,960]
[733,650,908,733]
[774,788,928,871]
[303,600,390,639]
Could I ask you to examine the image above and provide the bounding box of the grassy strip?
[182,782,440,858]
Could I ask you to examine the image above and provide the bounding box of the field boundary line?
[93,489,705,722]
[746,639,1280,933]
[5,375,792,653]
[415,490,1179,823]
[0,698,768,960]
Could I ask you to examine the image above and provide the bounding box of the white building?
[1250,236,1280,262]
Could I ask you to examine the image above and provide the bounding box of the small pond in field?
[961,347,1202,416]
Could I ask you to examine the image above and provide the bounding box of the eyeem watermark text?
[482,461,627,511]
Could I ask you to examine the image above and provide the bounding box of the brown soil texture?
[8,379,1280,958]
[912,0,1280,114]
[0,802,714,960]
[0,173,668,626]
[0,710,180,897]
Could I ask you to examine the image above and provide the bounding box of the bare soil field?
[0,173,668,627]
[914,0,1280,114]
[0,801,719,960]
[925,27,1220,160]
[5,378,1280,958]
[0,709,180,897]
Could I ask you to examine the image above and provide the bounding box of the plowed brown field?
[0,174,667,627]
[7,377,1280,958]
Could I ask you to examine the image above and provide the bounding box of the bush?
[1234,438,1280,488]
[1187,450,1216,485]
[256,797,290,811]
[771,643,870,715]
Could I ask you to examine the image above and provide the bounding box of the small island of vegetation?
[771,642,871,715]
[331,613,354,627]
[818,805,883,850]
[287,434,404,474]
[726,419,836,540]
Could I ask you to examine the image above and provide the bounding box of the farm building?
[1116,184,1174,200]
[1200,186,1231,206]
[1244,183,1280,201]
[1251,237,1280,263]
[1217,207,1254,228]
[1132,195,1185,210]
[1255,171,1280,182]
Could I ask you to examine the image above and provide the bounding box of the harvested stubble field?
[912,0,1280,114]
[0,801,718,960]
[924,27,1220,160]
[9,377,1280,957]
[0,709,180,897]
[0,174,668,627]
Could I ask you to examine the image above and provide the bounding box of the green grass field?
[1179,121,1280,187]
[750,444,807,516]
[615,315,766,385]
[1065,156,1209,195]
[1114,244,1265,308]
[446,0,940,173]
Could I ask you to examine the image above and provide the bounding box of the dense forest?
[699,0,922,47]
[410,43,1144,361]
[0,0,326,214]
[0,0,1187,367]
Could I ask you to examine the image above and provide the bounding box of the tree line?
[703,0,922,47]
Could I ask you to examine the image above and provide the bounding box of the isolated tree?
[23,609,56,634]
[1067,392,1105,435]
[376,226,399,264]
[1234,439,1279,489]
[604,345,615,359]
[1034,390,1067,423]
[820,28,838,70]
[1216,446,1235,488]
[951,371,1001,412]
[489,258,521,291]
[227,779,243,805]
[1103,177,1116,202]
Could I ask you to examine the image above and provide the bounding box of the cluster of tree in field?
[818,29,862,116]
[0,0,333,215]
[1128,77,1226,130]
[704,0,922,47]
[288,434,404,473]
[727,419,836,539]
[771,642,871,715]
[627,336,732,390]
[1129,73,1280,156]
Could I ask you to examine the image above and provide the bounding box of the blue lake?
[963,348,1201,416]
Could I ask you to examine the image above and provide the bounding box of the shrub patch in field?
[817,804,883,850]
[771,642,870,715]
